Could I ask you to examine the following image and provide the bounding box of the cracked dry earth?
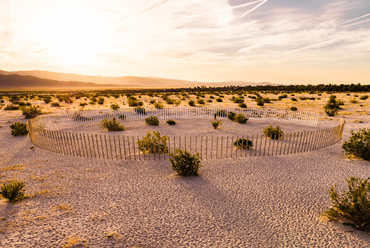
[1,110,370,247]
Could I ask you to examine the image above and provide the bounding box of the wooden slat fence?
[27,116,345,161]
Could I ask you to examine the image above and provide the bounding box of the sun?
[46,9,106,66]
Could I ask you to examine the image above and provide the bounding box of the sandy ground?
[0,95,370,247]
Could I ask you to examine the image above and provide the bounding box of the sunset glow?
[1,0,370,84]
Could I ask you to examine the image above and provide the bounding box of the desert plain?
[0,91,370,247]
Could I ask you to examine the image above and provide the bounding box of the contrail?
[116,0,172,24]
[283,37,349,56]
[241,0,268,18]
[341,13,370,25]
[229,0,264,11]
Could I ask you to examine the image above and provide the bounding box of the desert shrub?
[169,149,202,176]
[290,107,297,111]
[228,112,236,121]
[238,103,247,108]
[360,95,369,100]
[134,107,146,115]
[324,95,341,116]
[154,101,164,109]
[20,105,42,119]
[216,98,223,102]
[235,114,248,124]
[299,97,307,100]
[263,97,271,103]
[43,97,52,104]
[211,120,222,129]
[197,99,205,104]
[233,138,253,149]
[100,118,124,131]
[110,103,120,110]
[72,112,90,121]
[118,114,126,120]
[291,98,298,101]
[216,109,227,117]
[149,99,156,104]
[207,100,212,103]
[10,122,28,136]
[342,128,370,160]
[256,99,264,106]
[4,105,19,110]
[137,131,168,153]
[50,102,60,107]
[210,96,215,99]
[188,100,195,106]
[322,177,370,231]
[0,181,25,202]
[166,119,176,125]
[350,98,358,104]
[278,94,288,100]
[263,125,283,140]
[145,115,159,126]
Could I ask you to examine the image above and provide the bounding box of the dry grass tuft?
[0,164,25,172]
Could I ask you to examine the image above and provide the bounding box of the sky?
[0,0,370,85]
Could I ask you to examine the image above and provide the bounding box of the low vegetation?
[233,138,253,149]
[10,122,28,136]
[324,95,342,116]
[323,177,370,231]
[0,181,26,202]
[263,125,283,140]
[235,114,248,124]
[137,131,168,153]
[110,103,120,110]
[100,118,125,131]
[211,120,222,129]
[169,149,202,176]
[166,119,176,125]
[145,115,159,125]
[20,105,42,118]
[342,128,370,160]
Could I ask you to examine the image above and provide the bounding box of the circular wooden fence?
[27,107,345,160]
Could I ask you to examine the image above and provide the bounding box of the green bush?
[238,103,247,108]
[10,122,28,136]
[263,97,271,103]
[323,177,370,231]
[216,110,227,117]
[290,107,297,111]
[137,131,168,153]
[154,101,164,109]
[188,100,195,107]
[234,138,253,149]
[360,95,369,100]
[228,112,236,121]
[0,181,25,202]
[256,99,264,106]
[342,128,370,160]
[20,105,42,119]
[169,149,202,176]
[72,112,90,121]
[4,105,19,110]
[145,115,159,125]
[235,114,248,124]
[100,118,124,131]
[50,102,60,107]
[134,107,146,115]
[110,103,120,110]
[197,99,205,104]
[211,120,222,129]
[291,98,298,101]
[118,114,126,120]
[97,97,104,105]
[324,95,341,116]
[263,125,283,140]
[216,98,223,102]
[166,119,176,125]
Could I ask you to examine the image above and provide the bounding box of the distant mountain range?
[0,69,273,89]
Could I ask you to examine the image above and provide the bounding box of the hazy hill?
[0,74,124,89]
[0,69,271,88]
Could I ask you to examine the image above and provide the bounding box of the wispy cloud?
[341,12,370,25]
[240,0,268,17]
